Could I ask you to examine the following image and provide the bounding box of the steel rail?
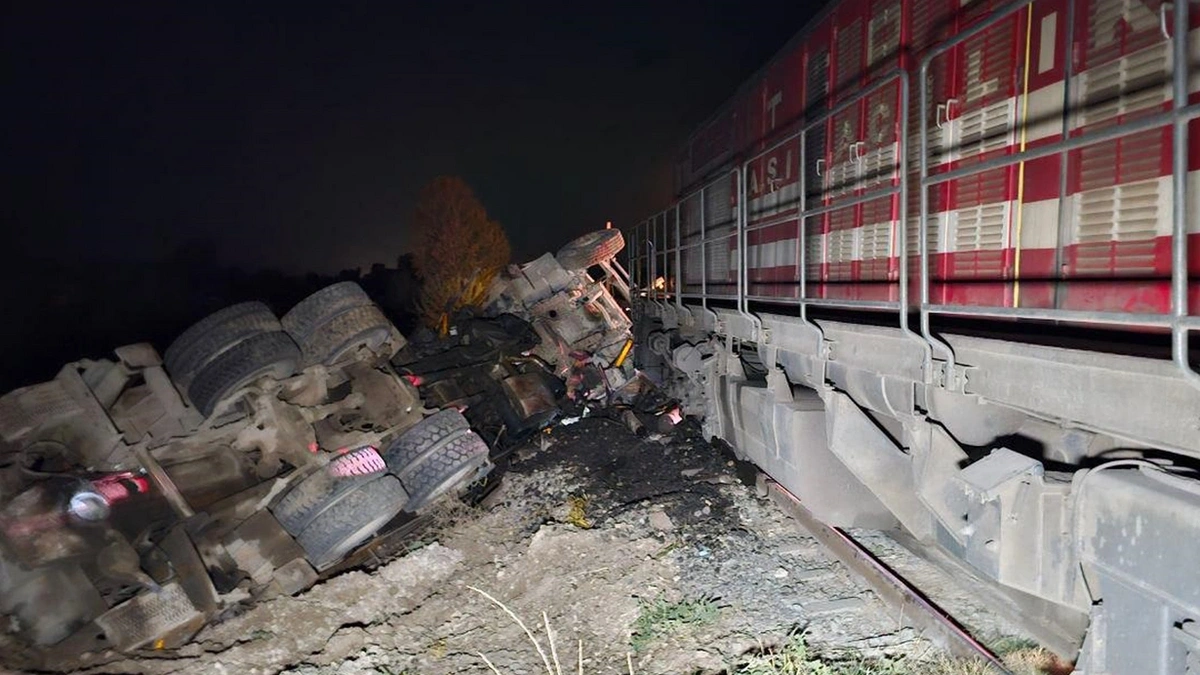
[762,476,1013,673]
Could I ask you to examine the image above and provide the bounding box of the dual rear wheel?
[165,285,487,570]
[163,282,401,416]
[271,409,491,570]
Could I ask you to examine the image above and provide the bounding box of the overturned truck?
[0,228,638,669]
[0,283,493,668]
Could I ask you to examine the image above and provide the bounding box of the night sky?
[5,1,820,274]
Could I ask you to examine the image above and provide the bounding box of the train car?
[629,0,1199,672]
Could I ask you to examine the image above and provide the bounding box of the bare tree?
[411,176,511,328]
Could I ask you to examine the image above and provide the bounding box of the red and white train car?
[659,0,1199,316]
[631,2,1200,670]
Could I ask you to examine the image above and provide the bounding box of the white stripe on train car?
[1019,81,1066,143]
[1018,198,1061,250]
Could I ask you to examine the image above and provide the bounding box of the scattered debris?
[648,509,675,533]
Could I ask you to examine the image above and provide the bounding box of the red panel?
[1060,236,1200,313]
[1013,248,1057,308]
[1027,0,1068,91]
[1064,0,1178,290]
[1021,142,1061,203]
[909,0,956,54]
[865,0,903,79]
[833,0,868,102]
[1076,0,1174,71]
[689,109,735,182]
[764,45,806,137]
[1192,111,1200,172]
[803,17,834,301]
[747,146,801,206]
[803,18,834,112]
[745,80,767,151]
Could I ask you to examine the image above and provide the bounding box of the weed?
[630,595,721,652]
[566,495,592,529]
[732,633,1013,675]
[990,636,1040,656]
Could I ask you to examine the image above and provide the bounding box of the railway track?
[761,474,1016,674]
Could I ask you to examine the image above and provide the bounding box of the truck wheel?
[271,469,376,536]
[186,331,300,416]
[394,431,492,512]
[294,475,408,570]
[283,282,401,367]
[281,282,372,343]
[556,229,625,271]
[380,409,471,473]
[164,302,281,389]
[299,304,400,367]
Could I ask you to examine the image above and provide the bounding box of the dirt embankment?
[37,418,1038,675]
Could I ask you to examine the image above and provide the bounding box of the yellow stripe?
[613,339,634,368]
[1013,6,1035,308]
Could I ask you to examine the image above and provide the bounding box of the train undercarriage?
[632,300,1200,674]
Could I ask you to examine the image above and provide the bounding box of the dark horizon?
[4,1,820,275]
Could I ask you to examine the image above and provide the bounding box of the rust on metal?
[762,476,1013,674]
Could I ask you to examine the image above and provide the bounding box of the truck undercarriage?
[0,229,637,671]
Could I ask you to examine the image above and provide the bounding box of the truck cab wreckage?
[0,235,638,671]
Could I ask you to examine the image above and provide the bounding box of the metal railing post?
[1053,0,1077,311]
[700,186,707,310]
[895,70,935,375]
[918,56,959,381]
[799,130,809,321]
[742,165,763,340]
[1169,0,1200,388]
[647,238,655,306]
[675,203,683,310]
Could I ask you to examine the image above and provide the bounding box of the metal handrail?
[643,0,1196,389]
[1168,0,1198,388]
[922,104,1200,189]
[917,0,1197,388]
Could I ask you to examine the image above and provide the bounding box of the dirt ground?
[23,417,1032,675]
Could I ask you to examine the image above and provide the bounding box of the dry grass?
[731,633,1067,675]
[465,583,1067,675]
[469,586,637,675]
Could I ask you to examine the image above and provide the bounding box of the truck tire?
[294,304,400,367]
[186,331,300,417]
[271,469,376,536]
[380,409,471,473]
[164,302,281,389]
[394,431,492,512]
[294,475,408,570]
[556,229,625,271]
[281,282,373,345]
